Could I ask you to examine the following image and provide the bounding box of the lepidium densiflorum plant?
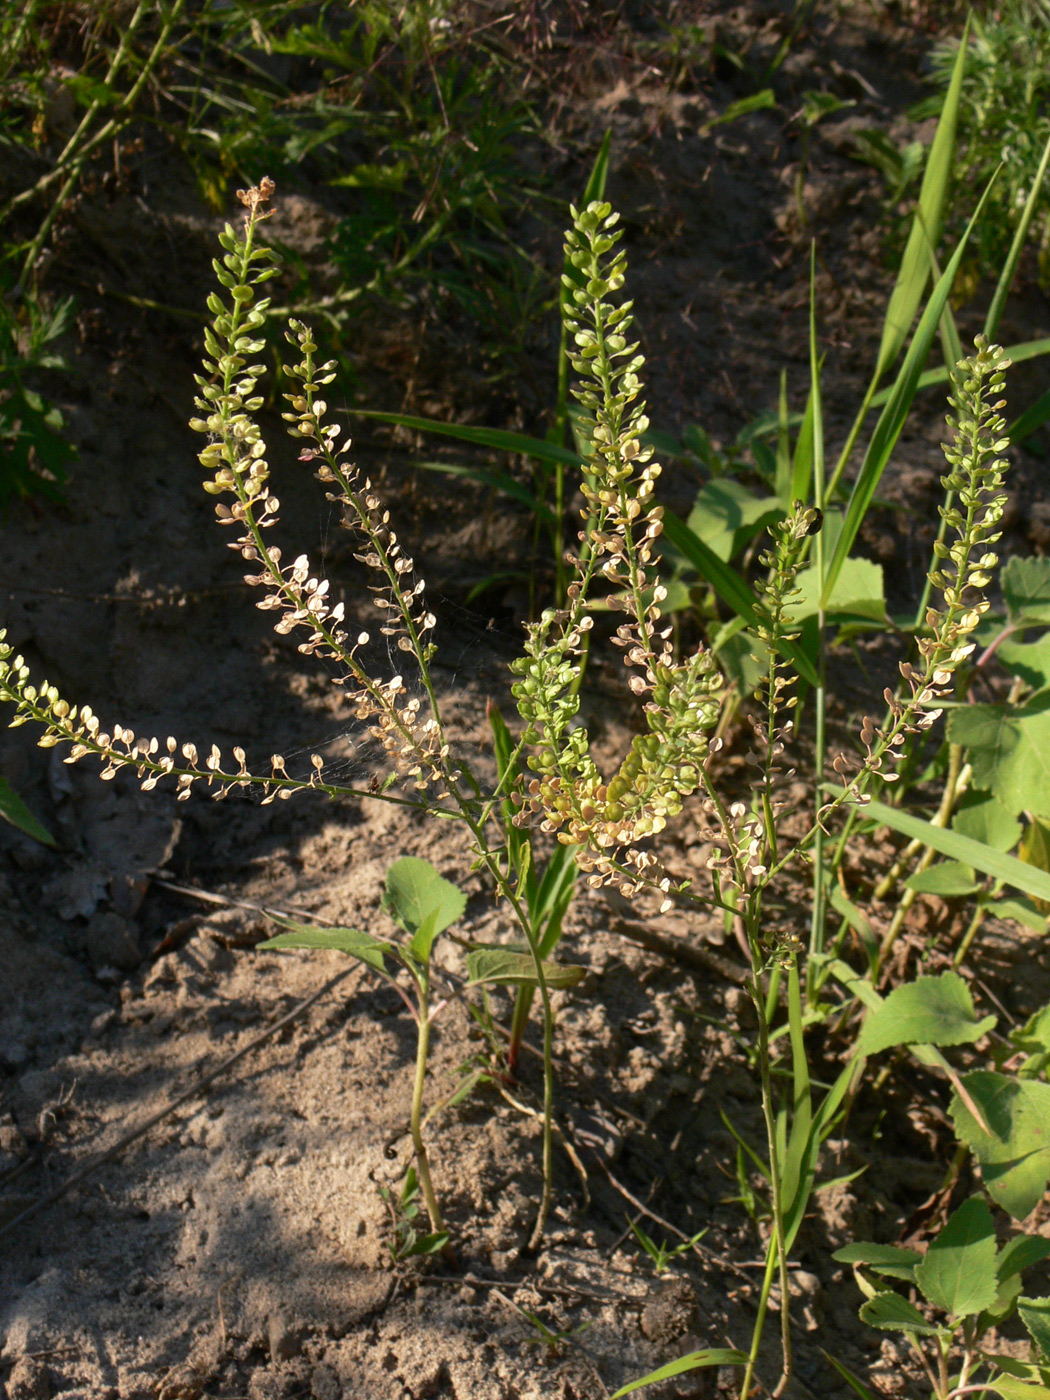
[504,204,1015,1400]
[0,179,573,1252]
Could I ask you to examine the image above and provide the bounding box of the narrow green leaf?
[876,18,969,379]
[914,1196,999,1319]
[0,775,55,846]
[950,1072,1050,1220]
[465,946,585,990]
[1009,386,1050,446]
[821,175,995,610]
[985,129,1050,341]
[855,796,1050,905]
[609,1349,748,1398]
[821,1351,880,1400]
[259,922,393,976]
[349,409,582,468]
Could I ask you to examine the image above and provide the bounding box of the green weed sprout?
[832,1196,1050,1400]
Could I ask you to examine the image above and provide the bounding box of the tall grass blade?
[875,17,969,380]
[851,795,1050,904]
[348,410,582,467]
[985,129,1050,341]
[820,179,996,609]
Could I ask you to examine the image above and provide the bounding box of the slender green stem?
[409,972,455,1264]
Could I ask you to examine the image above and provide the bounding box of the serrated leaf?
[948,700,1050,822]
[859,1291,940,1335]
[684,479,781,562]
[950,1073,1050,1220]
[1004,557,1050,628]
[905,860,979,897]
[857,971,997,1058]
[259,922,394,976]
[794,555,887,623]
[0,776,55,846]
[609,1349,748,1399]
[997,637,1050,693]
[914,1196,999,1319]
[465,946,586,990]
[1019,1296,1050,1360]
[383,857,466,964]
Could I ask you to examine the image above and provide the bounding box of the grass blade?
[875,16,969,380]
[820,177,996,610]
[850,795,1050,905]
[985,127,1050,341]
[348,409,582,468]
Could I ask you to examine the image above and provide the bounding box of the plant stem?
[410,974,454,1264]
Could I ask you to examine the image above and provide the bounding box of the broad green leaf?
[950,1072,1050,1220]
[609,1349,748,1398]
[991,897,1048,933]
[876,18,969,379]
[914,1196,998,1319]
[684,479,781,562]
[983,1377,1050,1400]
[997,1235,1050,1286]
[821,175,994,610]
[996,638,1050,694]
[259,922,393,976]
[794,555,886,623]
[858,796,1050,906]
[905,860,979,897]
[1004,558,1050,628]
[1019,1296,1050,1360]
[383,857,466,960]
[465,946,585,990]
[0,776,55,846]
[947,700,1050,821]
[953,790,1023,854]
[1012,1004,1050,1058]
[662,508,819,687]
[859,1291,940,1335]
[857,971,996,1058]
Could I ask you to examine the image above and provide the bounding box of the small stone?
[6,1354,51,1400]
[89,1009,117,1038]
[640,1277,700,1345]
[310,1364,341,1400]
[268,1313,302,1362]
[84,911,141,971]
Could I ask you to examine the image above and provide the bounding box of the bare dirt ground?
[3,4,1050,1398]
